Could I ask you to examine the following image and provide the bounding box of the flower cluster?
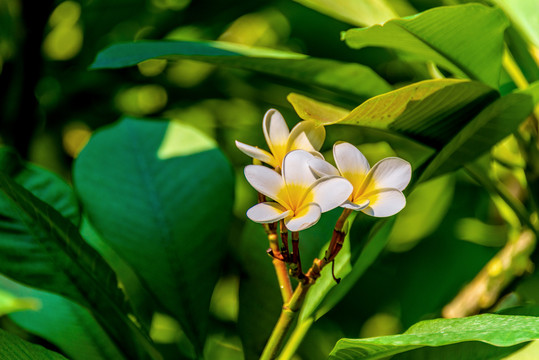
[237,109,412,232]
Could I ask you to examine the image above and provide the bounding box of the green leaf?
[387,174,455,252]
[0,148,156,359]
[289,79,497,148]
[308,218,395,321]
[299,212,358,323]
[90,40,392,99]
[293,0,399,27]
[522,80,539,105]
[492,0,539,47]
[342,4,509,88]
[0,329,67,360]
[419,91,535,181]
[329,314,539,360]
[73,118,234,355]
[1,275,124,360]
[0,288,40,316]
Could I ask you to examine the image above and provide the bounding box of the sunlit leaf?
[342,4,509,88]
[0,329,67,360]
[0,288,40,317]
[73,118,234,356]
[492,0,539,47]
[90,40,392,99]
[293,0,398,27]
[329,314,539,360]
[289,79,497,148]
[1,276,124,360]
[0,148,155,360]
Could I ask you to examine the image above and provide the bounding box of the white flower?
[235,109,325,172]
[244,150,353,231]
[310,142,412,217]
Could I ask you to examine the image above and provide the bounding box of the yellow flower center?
[343,172,378,206]
[271,142,288,169]
[278,183,313,213]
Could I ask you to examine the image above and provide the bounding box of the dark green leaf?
[1,275,124,360]
[73,118,234,355]
[329,314,539,360]
[0,329,67,360]
[90,40,392,99]
[342,4,509,88]
[0,147,157,360]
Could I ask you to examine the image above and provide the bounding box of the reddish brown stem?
[290,232,304,280]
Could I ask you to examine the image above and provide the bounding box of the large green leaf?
[90,40,392,99]
[419,91,535,181]
[342,4,509,89]
[0,329,67,360]
[73,118,234,356]
[289,79,497,148]
[0,148,155,359]
[1,275,124,360]
[329,314,539,360]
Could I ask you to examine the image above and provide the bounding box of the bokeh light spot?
[49,1,81,27]
[137,59,167,77]
[43,24,83,60]
[115,84,168,115]
[62,121,92,158]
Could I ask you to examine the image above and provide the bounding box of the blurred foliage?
[0,0,538,359]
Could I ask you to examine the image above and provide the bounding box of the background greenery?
[0,0,538,359]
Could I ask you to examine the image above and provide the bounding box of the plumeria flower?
[235,109,325,172]
[310,142,412,217]
[244,150,353,232]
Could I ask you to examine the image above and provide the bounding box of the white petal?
[309,157,340,178]
[368,157,412,191]
[310,151,325,160]
[362,189,406,217]
[309,176,353,212]
[287,120,326,152]
[244,165,286,204]
[333,142,370,177]
[341,199,370,210]
[285,203,321,232]
[235,140,278,168]
[246,202,291,223]
[282,150,317,187]
[263,109,289,156]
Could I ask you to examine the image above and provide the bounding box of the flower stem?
[260,256,328,359]
[290,232,304,280]
[261,209,356,359]
[268,230,293,303]
[278,317,314,360]
[326,208,353,262]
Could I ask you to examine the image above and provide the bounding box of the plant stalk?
[268,230,293,304]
